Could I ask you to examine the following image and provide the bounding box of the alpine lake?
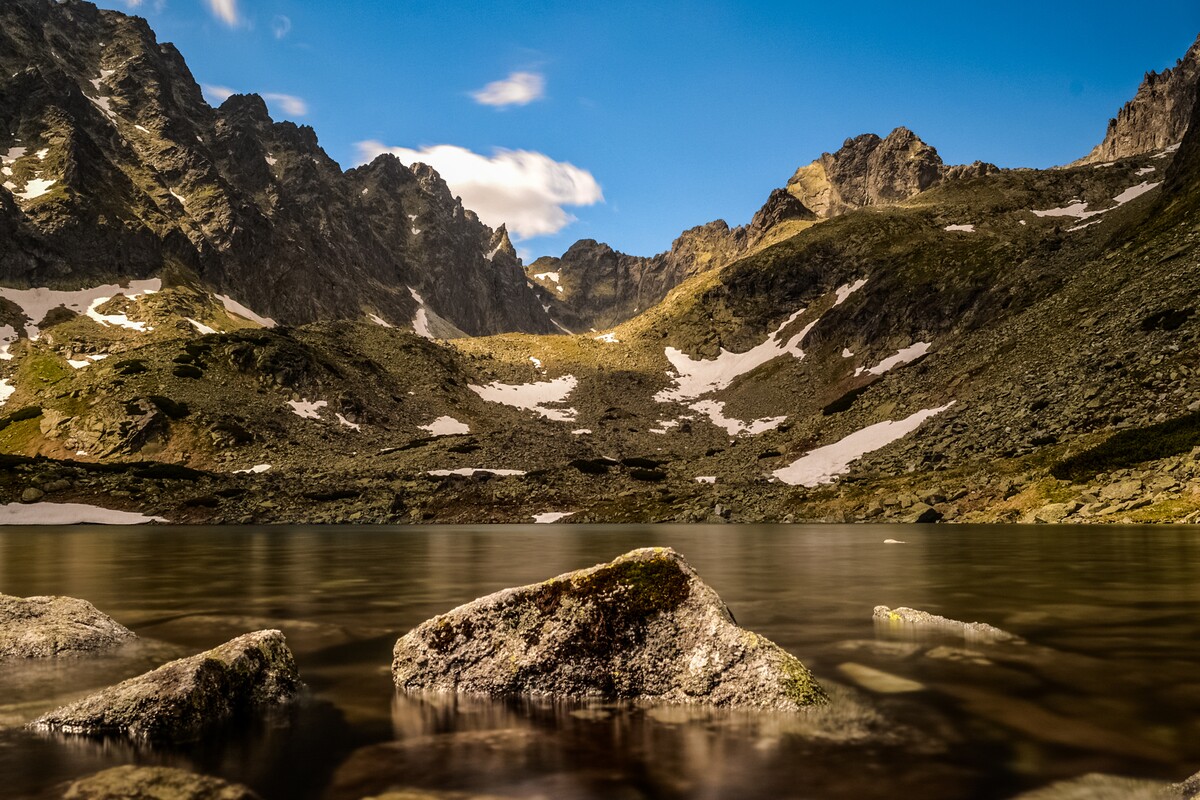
[2,524,1199,799]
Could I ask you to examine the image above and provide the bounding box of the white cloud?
[263,93,309,117]
[202,86,308,118]
[202,84,236,104]
[205,0,239,26]
[272,15,292,39]
[356,141,602,239]
[471,71,546,108]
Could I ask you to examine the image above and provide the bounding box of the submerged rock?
[60,765,261,799]
[873,605,1023,644]
[1008,772,1189,800]
[0,594,135,659]
[392,547,826,710]
[29,630,301,742]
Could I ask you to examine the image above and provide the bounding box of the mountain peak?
[1078,32,1200,164]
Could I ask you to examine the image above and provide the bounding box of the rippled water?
[2,525,1200,799]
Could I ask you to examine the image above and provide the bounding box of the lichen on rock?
[0,593,135,659]
[392,547,826,711]
[29,630,301,742]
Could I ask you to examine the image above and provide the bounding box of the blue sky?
[100,1,1200,260]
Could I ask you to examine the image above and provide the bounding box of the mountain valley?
[2,0,1200,526]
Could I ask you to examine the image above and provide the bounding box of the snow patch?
[0,502,167,525]
[216,293,277,327]
[470,375,578,422]
[0,325,15,360]
[0,378,14,406]
[533,511,573,523]
[1,147,27,165]
[834,279,868,305]
[169,188,186,206]
[533,271,560,284]
[409,287,433,338]
[15,177,56,201]
[657,308,815,402]
[1135,166,1156,177]
[944,224,975,233]
[234,464,272,474]
[420,416,470,436]
[266,154,278,166]
[594,332,620,343]
[336,414,361,431]
[529,356,543,371]
[0,280,161,340]
[428,468,526,477]
[1032,181,1162,226]
[772,403,955,486]
[842,347,854,358]
[368,313,393,328]
[186,318,218,335]
[67,354,106,369]
[694,476,716,484]
[287,399,327,420]
[571,428,592,435]
[854,342,931,377]
[34,148,49,160]
[689,399,785,436]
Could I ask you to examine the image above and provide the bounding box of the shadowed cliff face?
[0,0,554,335]
[1078,33,1200,165]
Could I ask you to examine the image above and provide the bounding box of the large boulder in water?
[60,765,261,799]
[391,547,826,710]
[29,630,301,742]
[0,593,135,659]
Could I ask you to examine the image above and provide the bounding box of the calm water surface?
[2,524,1200,799]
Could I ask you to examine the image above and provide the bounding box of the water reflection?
[1,525,1199,798]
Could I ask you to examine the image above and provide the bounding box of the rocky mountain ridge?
[1079,32,1200,164]
[0,0,553,336]
[534,126,997,332]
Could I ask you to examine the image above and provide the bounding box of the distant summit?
[1078,33,1200,164]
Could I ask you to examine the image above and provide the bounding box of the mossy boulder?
[392,547,826,711]
[29,630,301,742]
[0,593,135,659]
[60,765,261,800]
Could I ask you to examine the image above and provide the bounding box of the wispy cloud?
[202,84,236,104]
[263,93,308,116]
[271,15,292,39]
[202,85,308,118]
[356,141,601,239]
[471,71,546,108]
[205,0,239,26]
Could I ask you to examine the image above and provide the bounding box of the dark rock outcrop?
[60,765,262,800]
[0,0,553,335]
[1079,33,1200,164]
[0,593,134,659]
[392,547,827,710]
[29,629,300,741]
[786,127,998,218]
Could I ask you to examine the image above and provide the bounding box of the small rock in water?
[0,593,135,659]
[1007,772,1181,800]
[873,605,1023,644]
[392,547,827,711]
[29,630,301,742]
[836,662,924,694]
[61,765,262,799]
